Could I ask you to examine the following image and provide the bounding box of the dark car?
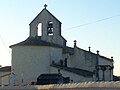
[36,73,70,85]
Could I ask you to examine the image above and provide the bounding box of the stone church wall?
[12,46,63,85]
[98,57,113,66]
[30,9,66,46]
[98,56,113,81]
[68,47,97,72]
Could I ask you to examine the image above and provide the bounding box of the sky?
[0,0,120,76]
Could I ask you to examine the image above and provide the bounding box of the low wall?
[1,81,120,90]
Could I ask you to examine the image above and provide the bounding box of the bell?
[48,28,53,34]
[47,21,53,34]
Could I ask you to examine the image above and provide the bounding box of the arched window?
[38,23,42,36]
[47,21,53,36]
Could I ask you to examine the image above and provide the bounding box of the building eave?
[0,66,11,72]
[10,36,63,48]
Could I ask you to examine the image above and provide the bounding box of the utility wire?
[67,14,120,30]
[0,34,11,54]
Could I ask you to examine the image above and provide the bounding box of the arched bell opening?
[47,21,53,36]
[37,23,42,36]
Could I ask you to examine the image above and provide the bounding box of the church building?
[10,5,114,85]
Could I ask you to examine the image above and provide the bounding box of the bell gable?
[29,6,66,46]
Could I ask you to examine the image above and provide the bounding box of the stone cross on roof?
[74,40,77,47]
[44,4,47,9]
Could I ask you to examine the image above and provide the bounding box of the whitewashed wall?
[98,56,112,66]
[98,56,113,81]
[11,46,63,85]
[68,47,97,72]
[30,9,66,46]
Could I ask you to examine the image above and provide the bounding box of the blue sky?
[0,0,120,76]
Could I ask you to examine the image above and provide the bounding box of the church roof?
[77,47,114,62]
[51,64,93,77]
[63,46,74,55]
[10,36,63,48]
[63,46,113,62]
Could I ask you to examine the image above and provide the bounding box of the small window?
[47,21,53,36]
[38,23,42,36]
